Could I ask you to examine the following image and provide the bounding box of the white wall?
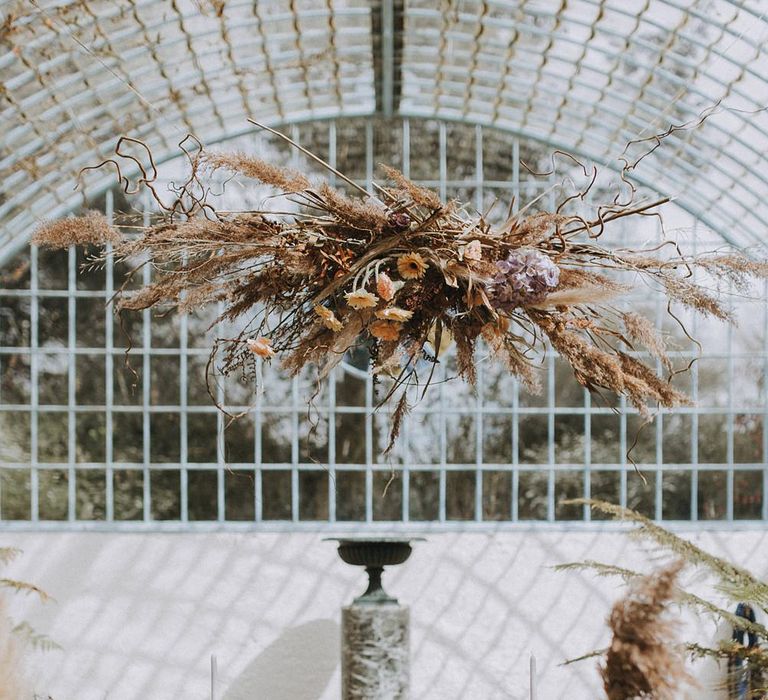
[4,529,766,700]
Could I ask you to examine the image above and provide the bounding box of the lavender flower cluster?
[490,249,560,311]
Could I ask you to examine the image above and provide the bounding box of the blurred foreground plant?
[559,500,768,698]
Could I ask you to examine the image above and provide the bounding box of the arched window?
[1,118,766,527]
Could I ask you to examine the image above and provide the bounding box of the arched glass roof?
[1,0,767,263]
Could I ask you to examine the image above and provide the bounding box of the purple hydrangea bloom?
[489,249,560,311]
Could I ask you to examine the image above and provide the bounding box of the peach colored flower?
[397,252,428,280]
[377,272,396,301]
[375,306,413,322]
[370,320,402,341]
[314,305,343,332]
[246,336,275,358]
[345,288,379,309]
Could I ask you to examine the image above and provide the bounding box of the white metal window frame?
[0,117,766,531]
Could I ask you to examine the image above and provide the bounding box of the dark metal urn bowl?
[328,537,423,605]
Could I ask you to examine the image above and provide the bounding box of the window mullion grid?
[763,278,768,522]
[105,190,115,522]
[438,120,447,523]
[327,123,338,523]
[216,301,226,523]
[690,223,699,522]
[583,390,591,522]
[511,137,520,523]
[291,374,300,523]
[290,127,300,525]
[365,119,374,195]
[328,365,337,523]
[546,177,556,523]
[29,244,39,522]
[67,244,76,521]
[401,117,411,524]
[438,358,447,523]
[365,369,373,524]
[726,285,735,522]
[475,358,483,523]
[474,124,484,523]
[142,196,152,523]
[254,358,263,523]
[179,263,189,523]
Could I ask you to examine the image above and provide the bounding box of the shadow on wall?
[223,619,340,700]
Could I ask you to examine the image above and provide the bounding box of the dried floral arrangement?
[560,500,768,697]
[32,121,768,449]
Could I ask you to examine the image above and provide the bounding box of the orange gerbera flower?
[370,320,402,341]
[397,252,428,279]
[345,289,379,309]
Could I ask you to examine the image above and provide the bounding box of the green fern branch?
[0,578,51,603]
[0,547,22,566]
[11,622,61,653]
[564,498,768,613]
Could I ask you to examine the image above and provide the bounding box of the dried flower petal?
[246,337,275,358]
[397,252,428,280]
[375,307,413,322]
[370,320,402,341]
[462,239,482,261]
[345,289,379,309]
[314,305,344,332]
[376,272,396,301]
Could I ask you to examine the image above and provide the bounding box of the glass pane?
[76,470,105,520]
[39,469,68,520]
[335,471,365,521]
[188,413,218,462]
[335,413,366,464]
[446,415,475,463]
[114,469,144,520]
[150,413,180,462]
[483,416,512,464]
[225,470,255,521]
[519,416,548,464]
[150,469,180,520]
[299,471,328,521]
[518,470,548,520]
[373,470,402,521]
[662,471,691,520]
[0,469,30,520]
[224,418,254,464]
[188,470,218,520]
[409,471,439,521]
[698,470,726,520]
[446,471,475,520]
[627,470,655,518]
[262,470,291,520]
[482,470,511,521]
[555,471,582,520]
[113,413,143,462]
[734,471,762,520]
[590,471,620,518]
[76,413,106,462]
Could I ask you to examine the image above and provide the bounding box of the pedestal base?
[341,603,410,699]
